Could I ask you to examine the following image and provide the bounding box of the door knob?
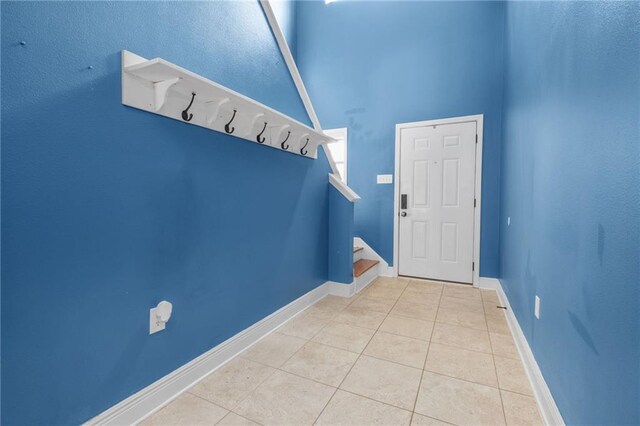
[401,212,407,217]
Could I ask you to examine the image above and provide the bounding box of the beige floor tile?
[407,279,444,294]
[424,343,498,387]
[494,356,533,395]
[490,332,519,359]
[277,312,329,340]
[410,413,451,425]
[312,321,375,353]
[431,322,492,353]
[398,288,441,306]
[217,412,260,425]
[364,331,430,368]
[379,315,434,341]
[375,276,411,287]
[241,332,306,368]
[340,355,422,410]
[316,295,354,308]
[234,370,334,426]
[439,295,484,314]
[333,306,387,329]
[442,284,482,301]
[486,313,511,335]
[480,289,500,303]
[316,390,412,426]
[141,393,228,426]
[415,372,505,425]
[189,357,276,410]
[303,304,344,321]
[281,341,358,386]
[362,284,405,300]
[390,301,438,321]
[436,307,487,330]
[350,294,396,313]
[501,390,543,425]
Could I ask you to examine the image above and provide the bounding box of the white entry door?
[398,121,477,283]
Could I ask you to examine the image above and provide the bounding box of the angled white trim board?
[121,50,334,159]
[259,0,341,177]
[393,114,484,286]
[488,278,565,426]
[86,281,356,425]
[329,173,360,202]
[259,0,321,131]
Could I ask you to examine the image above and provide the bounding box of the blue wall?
[500,2,640,425]
[1,2,331,424]
[271,0,298,59]
[328,185,354,284]
[295,1,505,276]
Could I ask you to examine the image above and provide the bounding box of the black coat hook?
[181,92,196,122]
[256,122,267,144]
[224,109,237,134]
[300,138,310,156]
[280,131,291,150]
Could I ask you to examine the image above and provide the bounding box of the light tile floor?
[142,278,543,426]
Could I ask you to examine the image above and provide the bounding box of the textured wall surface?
[1,2,331,424]
[271,0,297,58]
[295,1,505,276]
[500,2,640,424]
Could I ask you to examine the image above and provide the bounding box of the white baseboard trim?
[494,280,565,426]
[87,282,334,426]
[379,265,395,277]
[354,237,393,277]
[325,280,356,298]
[477,276,501,290]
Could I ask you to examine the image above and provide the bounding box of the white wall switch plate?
[507,217,511,226]
[534,295,540,319]
[377,174,393,184]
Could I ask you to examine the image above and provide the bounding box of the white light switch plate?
[534,296,540,319]
[377,174,393,184]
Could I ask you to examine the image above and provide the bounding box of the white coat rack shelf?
[121,50,334,158]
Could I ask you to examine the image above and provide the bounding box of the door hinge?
[475,134,478,144]
[472,262,475,271]
[474,198,477,208]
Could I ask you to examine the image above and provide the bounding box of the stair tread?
[353,259,379,278]
[353,246,364,253]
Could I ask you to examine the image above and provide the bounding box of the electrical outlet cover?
[149,307,167,334]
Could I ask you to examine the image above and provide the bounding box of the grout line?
[228,311,338,423]
[217,411,264,426]
[314,277,420,422]
[311,277,388,424]
[187,282,523,425]
[337,388,414,414]
[483,288,509,426]
[186,392,232,411]
[409,279,443,424]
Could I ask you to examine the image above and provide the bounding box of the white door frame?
[393,114,484,286]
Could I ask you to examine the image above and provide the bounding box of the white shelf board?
[121,50,335,158]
